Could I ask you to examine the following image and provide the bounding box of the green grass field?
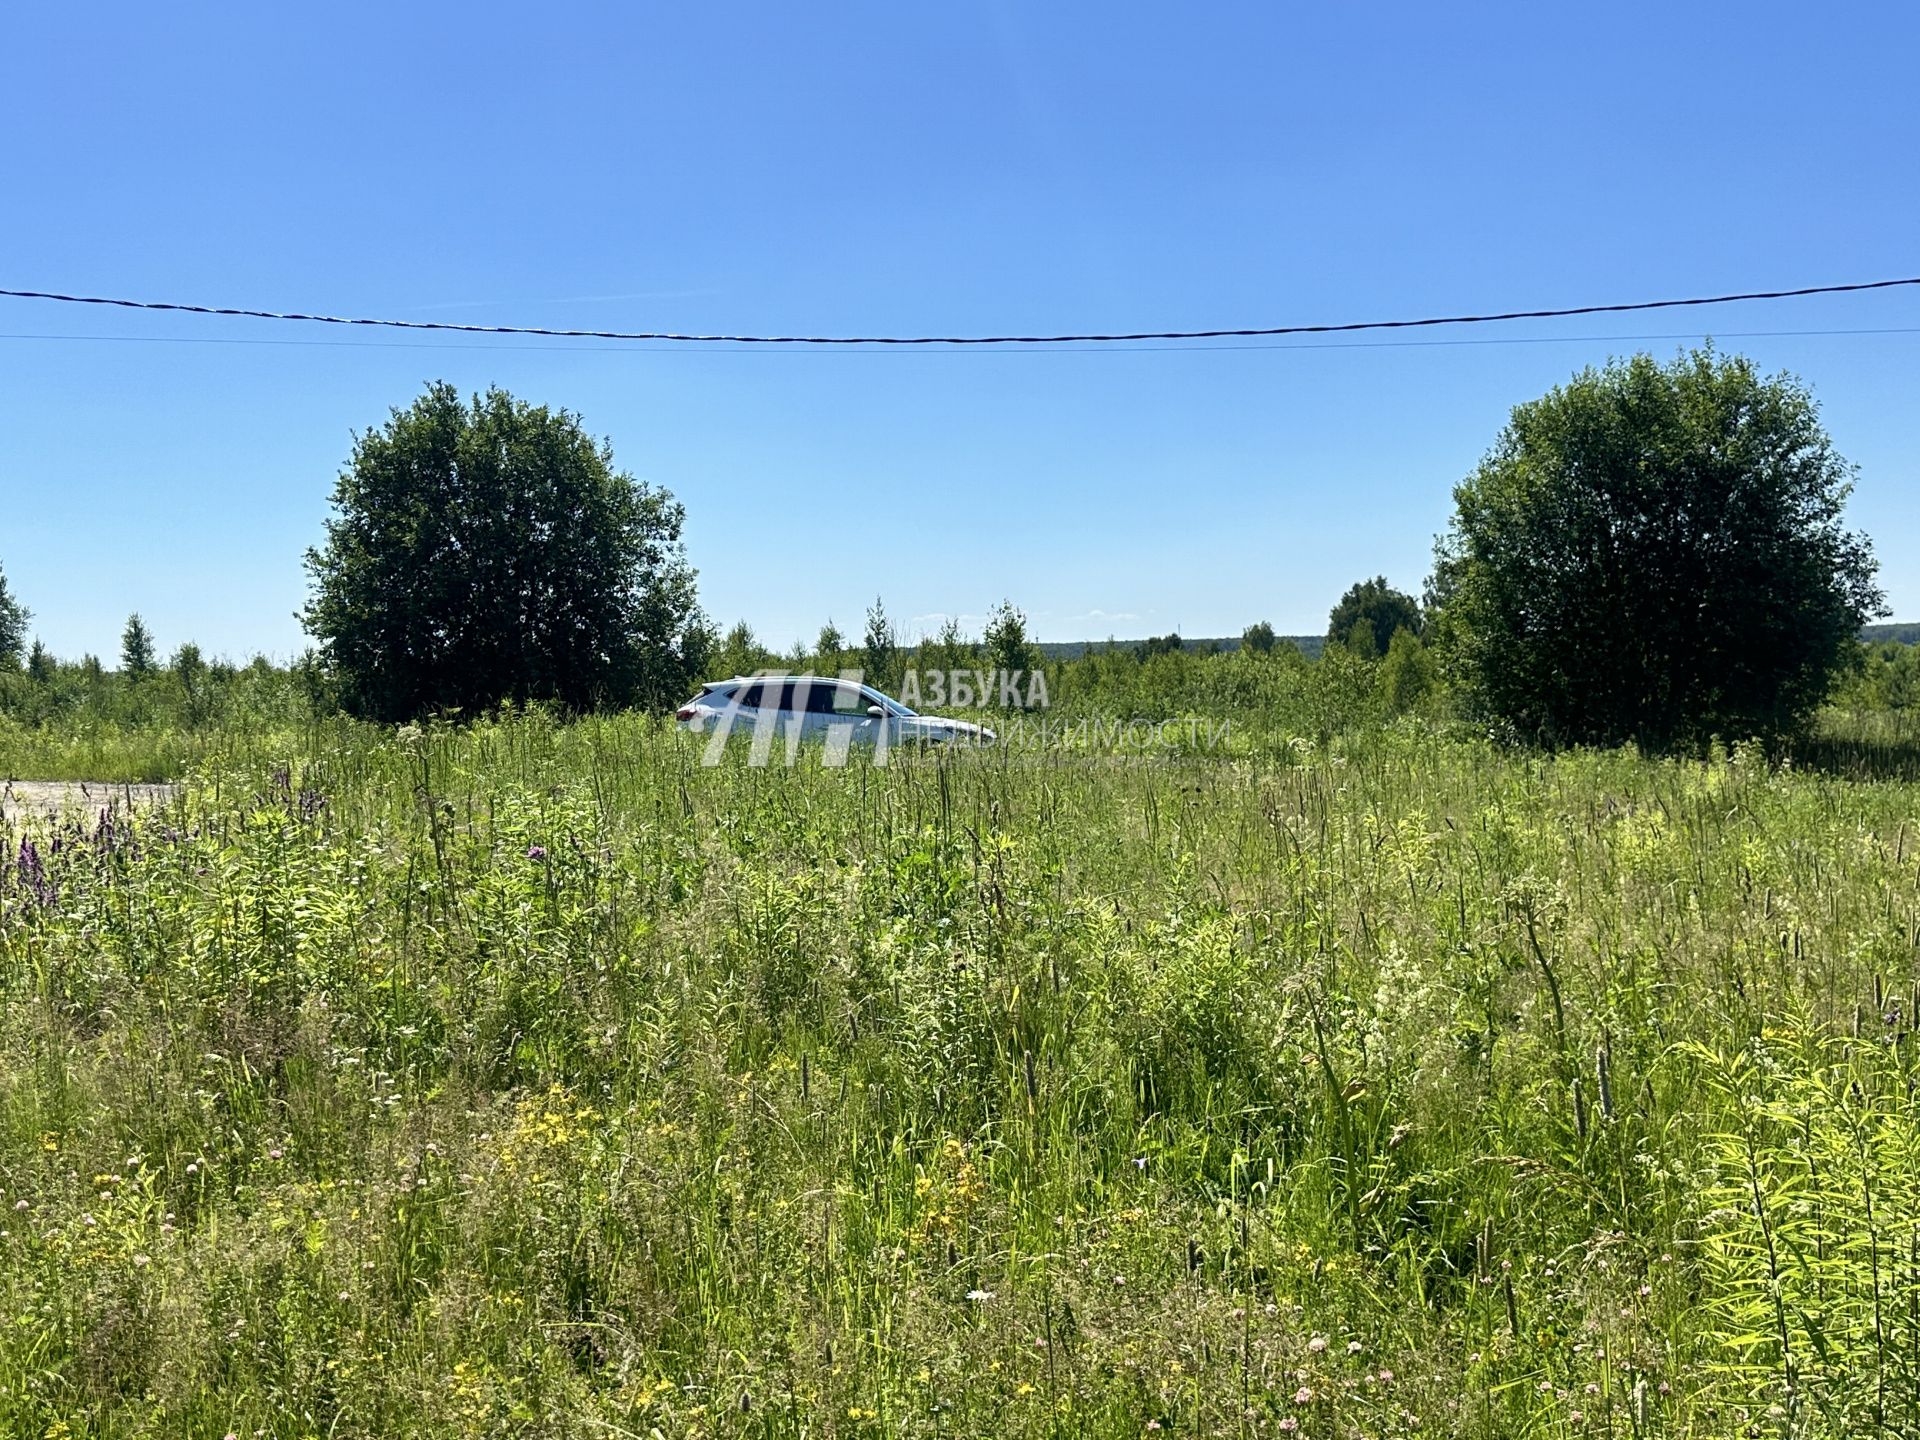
[5,714,1920,1436]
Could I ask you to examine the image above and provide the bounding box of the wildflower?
[1377,1369,1394,1382]
[1307,1335,1328,1353]
[12,1200,25,1212]
[132,1254,151,1267]
[268,1149,283,1161]
[966,1289,995,1302]
[1293,1387,1313,1404]
[1278,1421,1298,1433]
[185,1163,198,1175]
[1347,1340,1362,1354]
[526,845,548,861]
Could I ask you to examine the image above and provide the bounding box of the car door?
[796,677,848,740]
[856,685,904,749]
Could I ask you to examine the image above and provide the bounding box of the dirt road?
[0,780,176,824]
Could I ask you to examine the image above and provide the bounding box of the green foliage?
[1435,347,1884,751]
[814,619,846,671]
[1134,632,1184,660]
[980,599,1038,702]
[302,382,703,721]
[0,563,27,669]
[709,620,775,681]
[1242,619,1277,653]
[1327,576,1421,658]
[5,717,1917,1435]
[1378,626,1436,715]
[862,595,898,689]
[1303,643,1379,740]
[0,654,322,772]
[119,613,154,679]
[1688,1028,1920,1431]
[909,616,977,680]
[1832,641,1920,714]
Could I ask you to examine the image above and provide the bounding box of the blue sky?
[3,2,1917,660]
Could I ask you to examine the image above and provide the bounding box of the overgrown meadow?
[5,713,1920,1437]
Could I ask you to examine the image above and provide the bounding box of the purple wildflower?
[14,838,54,907]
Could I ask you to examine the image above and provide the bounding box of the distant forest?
[1037,622,1920,664]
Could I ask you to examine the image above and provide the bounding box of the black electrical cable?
[1,275,1916,347]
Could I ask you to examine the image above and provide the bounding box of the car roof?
[702,674,890,698]
[710,674,874,688]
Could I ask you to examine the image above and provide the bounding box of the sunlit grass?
[3,713,1918,1435]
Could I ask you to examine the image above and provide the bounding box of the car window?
[803,681,865,714]
[732,682,765,709]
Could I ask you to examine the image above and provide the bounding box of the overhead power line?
[1,275,1918,347]
[2,325,1918,357]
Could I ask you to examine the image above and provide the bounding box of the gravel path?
[1,780,176,824]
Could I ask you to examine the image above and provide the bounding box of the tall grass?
[2,714,1918,1435]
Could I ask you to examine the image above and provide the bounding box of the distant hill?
[1038,624,1917,661]
[1863,623,1920,646]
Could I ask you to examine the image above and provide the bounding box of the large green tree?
[1327,577,1421,659]
[1432,348,1882,750]
[303,383,704,722]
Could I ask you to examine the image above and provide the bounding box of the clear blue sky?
[3,2,1917,661]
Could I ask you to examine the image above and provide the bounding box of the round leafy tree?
[304,383,703,722]
[1432,348,1882,750]
[1326,577,1421,658]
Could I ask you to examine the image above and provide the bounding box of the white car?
[676,675,996,747]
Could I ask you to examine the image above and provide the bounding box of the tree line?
[0,346,1891,752]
